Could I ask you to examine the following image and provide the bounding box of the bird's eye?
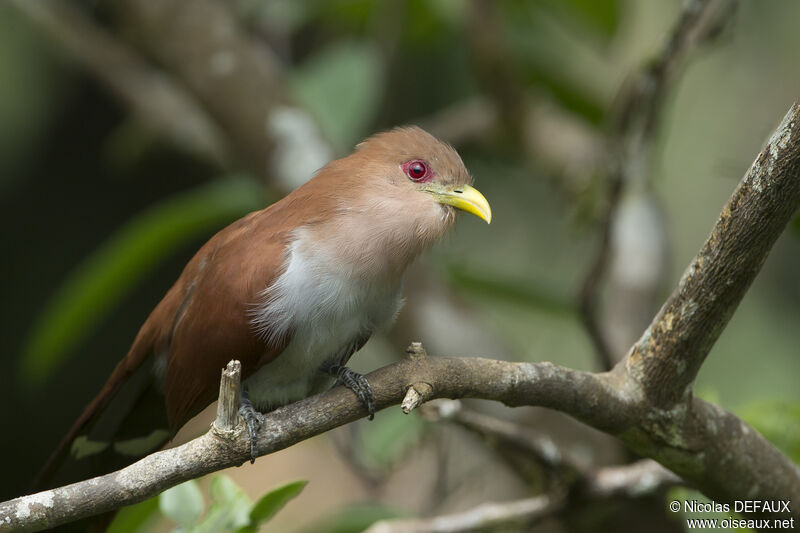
[402,159,432,182]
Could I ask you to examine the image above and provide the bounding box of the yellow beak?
[422,184,492,224]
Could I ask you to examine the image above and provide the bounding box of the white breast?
[245,228,403,410]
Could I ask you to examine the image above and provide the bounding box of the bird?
[34,125,491,490]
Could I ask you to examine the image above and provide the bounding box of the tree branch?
[2,354,796,530]
[626,102,800,406]
[1,358,621,532]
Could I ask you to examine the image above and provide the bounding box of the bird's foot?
[326,365,375,420]
[238,388,265,464]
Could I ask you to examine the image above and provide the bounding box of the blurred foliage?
[299,503,404,533]
[740,401,800,465]
[700,387,800,464]
[19,177,268,387]
[107,496,159,533]
[792,214,800,237]
[501,2,609,123]
[444,263,576,318]
[665,487,750,531]
[160,479,206,529]
[361,406,426,469]
[246,479,308,527]
[111,477,307,533]
[289,40,383,154]
[549,0,622,39]
[0,4,64,192]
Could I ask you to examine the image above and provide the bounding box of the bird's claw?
[238,389,265,463]
[331,366,375,420]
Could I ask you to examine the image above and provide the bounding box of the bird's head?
[309,126,491,275]
[350,126,492,227]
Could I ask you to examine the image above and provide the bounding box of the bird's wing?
[161,209,294,429]
[35,169,343,490]
[160,178,349,427]
[33,207,295,489]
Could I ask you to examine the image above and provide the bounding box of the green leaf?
[209,475,251,506]
[206,475,252,530]
[289,40,383,153]
[362,408,425,468]
[791,214,800,237]
[160,480,205,527]
[248,479,308,525]
[195,505,242,533]
[546,0,621,39]
[694,387,721,406]
[501,3,608,124]
[19,176,267,386]
[107,496,160,533]
[300,503,404,533]
[525,68,607,124]
[307,0,374,29]
[0,4,61,192]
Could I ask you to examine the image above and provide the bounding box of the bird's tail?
[31,340,172,493]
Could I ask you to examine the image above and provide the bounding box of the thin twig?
[364,493,561,533]
[579,0,738,369]
[581,459,681,500]
[365,458,681,533]
[422,399,587,477]
[213,360,242,433]
[578,174,623,370]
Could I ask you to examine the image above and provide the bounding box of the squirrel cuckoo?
[35,126,491,489]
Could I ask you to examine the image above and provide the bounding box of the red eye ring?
[401,159,432,182]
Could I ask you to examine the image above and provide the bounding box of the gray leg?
[324,364,375,420]
[238,386,265,463]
